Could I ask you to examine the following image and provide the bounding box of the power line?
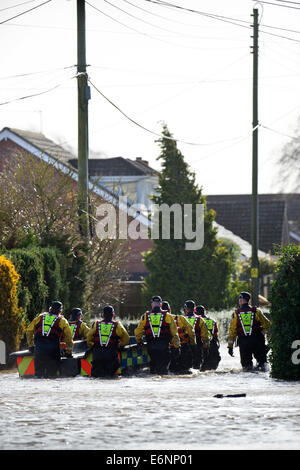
[145,0,300,41]
[86,1,245,50]
[143,0,252,30]
[251,0,300,9]
[275,0,300,4]
[0,75,76,106]
[119,0,210,28]
[260,124,300,140]
[108,0,230,39]
[0,65,76,81]
[0,0,40,12]
[0,0,52,25]
[88,77,257,147]
[104,0,193,36]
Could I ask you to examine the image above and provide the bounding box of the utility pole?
[251,8,259,307]
[77,0,90,239]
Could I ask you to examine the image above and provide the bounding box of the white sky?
[1,0,300,195]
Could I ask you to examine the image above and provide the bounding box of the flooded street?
[1,343,300,451]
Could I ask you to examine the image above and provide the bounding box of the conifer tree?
[142,124,234,312]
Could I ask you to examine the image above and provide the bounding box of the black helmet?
[195,305,205,316]
[70,308,82,321]
[162,301,171,312]
[239,292,251,302]
[151,295,162,303]
[102,305,115,320]
[184,300,195,311]
[50,301,63,314]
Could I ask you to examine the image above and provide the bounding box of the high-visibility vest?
[235,307,260,337]
[69,321,81,340]
[144,311,171,341]
[35,313,62,339]
[184,315,197,328]
[202,318,215,339]
[95,320,119,348]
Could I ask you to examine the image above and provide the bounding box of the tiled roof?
[6,128,75,163]
[69,156,159,177]
[206,194,296,254]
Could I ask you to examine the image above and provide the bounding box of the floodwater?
[1,343,300,451]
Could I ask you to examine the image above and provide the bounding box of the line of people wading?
[25,291,270,378]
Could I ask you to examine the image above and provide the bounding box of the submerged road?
[0,343,300,450]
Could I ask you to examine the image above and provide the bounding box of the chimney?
[136,157,149,166]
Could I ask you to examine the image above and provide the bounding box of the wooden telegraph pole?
[251,8,259,306]
[77,0,90,239]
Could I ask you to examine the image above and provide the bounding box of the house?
[0,127,153,316]
[68,155,160,211]
[206,194,300,254]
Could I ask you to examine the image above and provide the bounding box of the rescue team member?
[86,306,130,378]
[195,305,221,371]
[162,301,196,374]
[227,292,270,371]
[68,308,90,340]
[26,301,73,378]
[134,296,180,375]
[183,300,210,369]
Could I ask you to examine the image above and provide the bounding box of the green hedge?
[269,245,300,380]
[4,248,48,323]
[1,243,90,325]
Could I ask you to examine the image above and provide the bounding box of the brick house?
[0,127,153,316]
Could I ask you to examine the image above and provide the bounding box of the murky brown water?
[1,343,300,450]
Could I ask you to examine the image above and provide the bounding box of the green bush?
[37,246,68,312]
[269,245,300,380]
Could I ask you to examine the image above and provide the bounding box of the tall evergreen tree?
[142,124,234,312]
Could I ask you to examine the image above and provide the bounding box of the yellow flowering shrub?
[0,255,24,363]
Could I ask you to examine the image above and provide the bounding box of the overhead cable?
[143,0,252,30]
[86,1,243,49]
[0,74,76,106]
[119,0,210,27]
[0,0,52,25]
[146,0,300,42]
[0,0,40,12]
[260,124,299,140]
[88,77,258,147]
[275,0,300,4]
[0,65,76,81]
[251,0,300,9]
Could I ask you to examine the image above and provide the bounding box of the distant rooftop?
[69,156,159,178]
[206,194,300,254]
[5,128,76,163]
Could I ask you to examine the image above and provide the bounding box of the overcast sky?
[1,0,300,195]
